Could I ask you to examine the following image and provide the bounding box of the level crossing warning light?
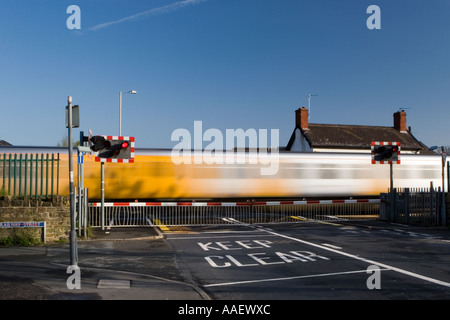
[90,135,135,163]
[371,141,400,164]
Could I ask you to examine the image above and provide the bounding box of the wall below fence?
[0,196,70,243]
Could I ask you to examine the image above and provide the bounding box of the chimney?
[394,110,407,133]
[295,107,309,130]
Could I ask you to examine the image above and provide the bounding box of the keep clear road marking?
[198,221,450,289]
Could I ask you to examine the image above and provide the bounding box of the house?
[286,107,428,154]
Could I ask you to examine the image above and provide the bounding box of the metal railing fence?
[0,153,60,199]
[380,187,445,226]
[88,199,380,228]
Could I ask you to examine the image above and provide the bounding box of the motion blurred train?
[0,146,444,201]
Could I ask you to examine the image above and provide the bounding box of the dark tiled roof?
[288,124,426,152]
[0,140,12,146]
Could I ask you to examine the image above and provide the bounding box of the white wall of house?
[289,128,312,152]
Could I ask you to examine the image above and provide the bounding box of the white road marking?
[204,268,390,288]
[97,279,130,289]
[166,234,278,240]
[321,243,342,250]
[262,228,450,288]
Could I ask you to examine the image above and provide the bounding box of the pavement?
[0,226,211,300]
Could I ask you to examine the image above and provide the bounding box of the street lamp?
[429,145,447,226]
[119,90,137,136]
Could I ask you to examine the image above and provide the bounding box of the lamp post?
[429,145,447,226]
[119,90,137,136]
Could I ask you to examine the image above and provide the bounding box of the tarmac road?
[1,221,449,302]
[167,221,450,300]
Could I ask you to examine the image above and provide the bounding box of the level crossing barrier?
[88,199,381,227]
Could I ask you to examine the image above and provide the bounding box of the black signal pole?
[67,96,78,266]
[390,162,394,221]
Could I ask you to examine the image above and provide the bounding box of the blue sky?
[1,0,450,149]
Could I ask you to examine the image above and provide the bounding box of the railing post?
[51,154,54,196]
[45,153,49,198]
[8,154,11,195]
[405,188,410,224]
[34,154,38,198]
[13,154,17,196]
[437,187,442,226]
[1,154,4,192]
[389,188,396,222]
[78,187,82,236]
[84,187,88,239]
[18,154,22,196]
[430,183,434,225]
[57,153,60,196]
[30,154,33,198]
[24,154,28,197]
[40,153,44,199]
[447,161,449,194]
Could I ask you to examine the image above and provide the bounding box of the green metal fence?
[0,153,60,199]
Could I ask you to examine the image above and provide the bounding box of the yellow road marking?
[153,219,170,231]
[152,220,198,234]
[291,216,341,226]
[290,216,307,221]
[335,215,379,219]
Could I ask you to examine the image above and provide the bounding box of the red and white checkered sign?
[371,141,400,164]
[95,136,135,163]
